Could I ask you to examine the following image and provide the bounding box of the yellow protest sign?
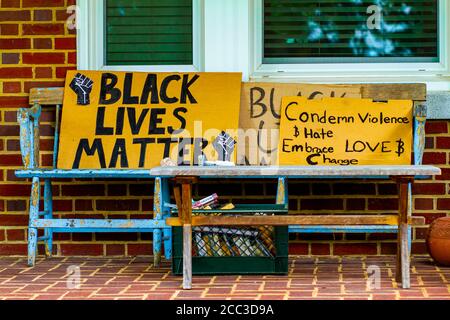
[278,97,413,166]
[238,82,362,165]
[58,71,242,169]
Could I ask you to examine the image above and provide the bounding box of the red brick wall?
[0,1,448,257]
[1,0,76,255]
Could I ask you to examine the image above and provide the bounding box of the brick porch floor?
[0,255,448,300]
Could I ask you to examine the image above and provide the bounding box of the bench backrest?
[18,85,427,169]
[18,88,63,169]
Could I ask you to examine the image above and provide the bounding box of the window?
[105,0,193,66]
[77,0,202,71]
[78,0,448,81]
[263,0,439,64]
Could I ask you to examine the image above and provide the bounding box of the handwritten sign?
[278,97,413,165]
[57,71,242,169]
[238,83,362,165]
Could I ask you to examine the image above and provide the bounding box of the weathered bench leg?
[44,179,53,257]
[408,183,413,253]
[27,177,40,267]
[395,176,414,289]
[162,178,172,260]
[153,178,163,267]
[173,177,197,290]
[163,225,172,260]
[183,224,192,290]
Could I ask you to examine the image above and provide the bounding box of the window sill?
[249,73,450,92]
[249,73,450,119]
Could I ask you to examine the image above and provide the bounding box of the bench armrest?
[17,104,41,169]
[414,103,427,165]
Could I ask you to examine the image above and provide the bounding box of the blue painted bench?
[15,85,432,278]
[15,88,174,267]
[14,88,290,268]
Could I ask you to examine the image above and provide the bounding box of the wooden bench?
[161,165,440,289]
[15,84,440,291]
[15,88,173,267]
[158,83,441,289]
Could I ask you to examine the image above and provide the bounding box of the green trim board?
[105,0,193,65]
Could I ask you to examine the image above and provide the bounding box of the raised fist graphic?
[213,131,236,161]
[70,73,93,105]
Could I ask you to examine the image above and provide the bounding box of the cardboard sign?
[238,82,362,165]
[57,71,242,169]
[278,97,413,166]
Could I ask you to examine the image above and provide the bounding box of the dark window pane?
[263,0,439,63]
[106,0,193,66]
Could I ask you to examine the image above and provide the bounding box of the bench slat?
[289,226,403,233]
[360,83,426,101]
[27,84,426,107]
[150,165,441,177]
[29,87,64,105]
[31,219,168,229]
[15,165,441,179]
[16,169,154,179]
[166,215,424,227]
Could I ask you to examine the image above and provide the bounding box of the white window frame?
[77,0,450,89]
[77,0,204,72]
[251,0,450,85]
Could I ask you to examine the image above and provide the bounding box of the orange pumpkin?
[426,217,450,266]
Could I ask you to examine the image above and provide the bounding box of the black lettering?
[268,88,280,119]
[285,101,298,121]
[109,138,128,168]
[115,107,125,135]
[299,112,309,122]
[193,138,208,165]
[282,139,293,153]
[158,138,178,158]
[72,138,106,169]
[257,121,277,154]
[123,73,139,104]
[177,138,192,165]
[367,141,380,152]
[322,154,358,166]
[127,108,149,135]
[99,73,121,104]
[140,74,159,104]
[250,87,267,118]
[148,108,166,135]
[308,91,324,99]
[328,115,336,124]
[353,141,366,152]
[306,153,320,165]
[345,140,351,152]
[381,141,391,152]
[133,138,155,168]
[330,91,348,98]
[168,107,187,134]
[358,113,370,123]
[180,74,199,104]
[160,75,181,104]
[95,107,114,135]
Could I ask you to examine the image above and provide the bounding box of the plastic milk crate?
[171,204,289,275]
